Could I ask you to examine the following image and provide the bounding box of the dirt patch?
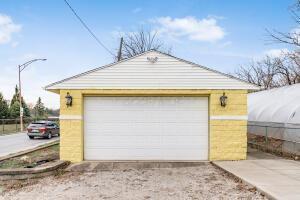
[248,134,299,160]
[0,144,59,169]
[0,163,267,200]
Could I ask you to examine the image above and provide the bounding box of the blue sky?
[0,0,295,108]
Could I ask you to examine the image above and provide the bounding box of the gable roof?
[45,50,260,91]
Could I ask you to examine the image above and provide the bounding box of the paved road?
[214,148,300,200]
[0,132,59,158]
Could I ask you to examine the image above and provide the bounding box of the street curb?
[0,160,69,181]
[211,162,276,200]
[0,140,59,162]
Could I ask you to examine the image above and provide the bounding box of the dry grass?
[0,124,21,135]
[248,133,299,160]
[0,144,59,169]
[0,122,32,136]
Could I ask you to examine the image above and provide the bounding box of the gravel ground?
[0,164,266,200]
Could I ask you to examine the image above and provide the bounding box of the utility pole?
[18,65,23,131]
[18,59,47,132]
[117,37,123,61]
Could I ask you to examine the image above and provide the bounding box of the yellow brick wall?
[209,90,247,160]
[59,120,83,162]
[210,91,247,116]
[59,90,83,162]
[58,89,247,162]
[209,120,247,160]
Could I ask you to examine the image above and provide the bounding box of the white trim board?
[59,115,82,120]
[210,115,248,120]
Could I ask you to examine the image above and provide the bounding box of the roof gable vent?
[147,57,158,63]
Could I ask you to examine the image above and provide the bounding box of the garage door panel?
[84,96,208,160]
[85,97,207,110]
[85,148,208,160]
[85,135,208,148]
[85,122,208,136]
[84,110,208,123]
[85,104,208,111]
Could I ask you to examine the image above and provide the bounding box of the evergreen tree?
[9,85,30,118]
[23,103,31,118]
[0,93,9,118]
[10,85,19,107]
[9,101,20,118]
[33,97,46,119]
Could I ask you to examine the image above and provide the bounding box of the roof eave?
[44,86,261,91]
[44,87,60,94]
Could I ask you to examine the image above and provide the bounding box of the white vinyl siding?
[84,96,209,160]
[46,51,258,90]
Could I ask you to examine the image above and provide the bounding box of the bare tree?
[235,54,300,89]
[235,1,300,89]
[267,29,300,48]
[287,52,300,83]
[235,56,280,90]
[274,54,300,85]
[268,0,300,47]
[117,29,171,60]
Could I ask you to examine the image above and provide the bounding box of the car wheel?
[29,136,34,139]
[48,133,52,139]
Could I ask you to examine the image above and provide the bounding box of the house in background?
[45,50,258,162]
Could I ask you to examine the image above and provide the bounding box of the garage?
[84,96,208,160]
[45,50,259,162]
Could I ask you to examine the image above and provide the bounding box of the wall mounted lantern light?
[65,92,73,107]
[220,92,228,107]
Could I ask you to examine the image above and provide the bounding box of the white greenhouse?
[248,83,300,155]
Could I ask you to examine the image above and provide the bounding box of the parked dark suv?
[27,121,60,139]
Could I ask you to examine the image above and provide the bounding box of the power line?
[63,0,115,57]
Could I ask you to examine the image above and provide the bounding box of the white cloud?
[132,7,142,14]
[264,48,289,58]
[11,41,19,48]
[218,41,232,48]
[0,14,22,44]
[151,16,225,42]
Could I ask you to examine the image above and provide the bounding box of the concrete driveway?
[0,132,59,158]
[214,148,300,200]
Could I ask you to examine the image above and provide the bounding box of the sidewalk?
[213,149,300,200]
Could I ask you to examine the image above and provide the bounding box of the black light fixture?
[220,92,228,107]
[65,92,73,107]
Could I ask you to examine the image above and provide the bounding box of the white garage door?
[84,96,208,160]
